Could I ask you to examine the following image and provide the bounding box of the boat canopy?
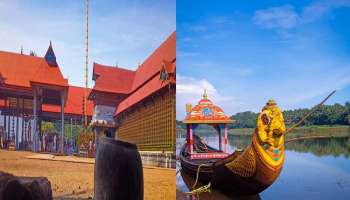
[183,90,233,124]
[183,90,233,158]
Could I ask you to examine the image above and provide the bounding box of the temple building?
[0,43,93,153]
[90,32,176,156]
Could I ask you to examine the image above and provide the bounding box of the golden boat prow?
[180,93,286,194]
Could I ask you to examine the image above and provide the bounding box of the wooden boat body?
[180,171,261,200]
[180,133,285,195]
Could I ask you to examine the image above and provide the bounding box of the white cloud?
[253,5,298,29]
[302,0,350,23]
[176,74,240,119]
[253,1,350,30]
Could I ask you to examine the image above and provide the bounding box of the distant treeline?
[230,102,350,128]
[177,102,350,129]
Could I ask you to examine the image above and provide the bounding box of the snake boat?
[180,90,335,195]
[180,131,285,195]
[180,91,286,194]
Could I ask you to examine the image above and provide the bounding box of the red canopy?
[183,91,233,124]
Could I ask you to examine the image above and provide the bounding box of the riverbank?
[229,125,350,138]
[0,150,175,200]
[177,125,350,139]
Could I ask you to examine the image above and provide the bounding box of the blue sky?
[0,0,175,87]
[177,0,350,119]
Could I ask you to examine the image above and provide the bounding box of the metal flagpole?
[84,0,89,128]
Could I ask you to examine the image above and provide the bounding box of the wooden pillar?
[218,125,222,151]
[33,88,37,152]
[189,124,193,154]
[60,90,65,154]
[224,124,228,153]
[4,101,6,141]
[16,98,19,149]
[38,96,42,152]
[94,126,99,150]
[21,98,24,150]
[2,109,5,139]
[7,112,10,141]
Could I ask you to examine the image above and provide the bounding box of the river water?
[176,133,350,200]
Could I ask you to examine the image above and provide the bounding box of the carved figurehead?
[257,100,286,147]
[253,99,286,167]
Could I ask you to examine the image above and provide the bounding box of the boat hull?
[180,135,284,194]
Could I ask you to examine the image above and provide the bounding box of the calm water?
[176,133,350,200]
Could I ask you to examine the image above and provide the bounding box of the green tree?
[41,121,56,135]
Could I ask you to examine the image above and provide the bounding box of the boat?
[180,90,335,195]
[180,91,286,195]
[180,169,261,199]
[180,131,285,195]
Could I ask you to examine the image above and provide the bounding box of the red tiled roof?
[163,60,176,74]
[130,31,176,92]
[114,32,176,115]
[92,32,176,116]
[92,63,135,94]
[0,50,68,88]
[115,75,169,115]
[42,86,94,116]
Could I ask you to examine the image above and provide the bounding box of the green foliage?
[41,121,56,135]
[29,50,37,56]
[41,121,85,140]
[229,111,257,129]
[64,124,84,140]
[229,102,350,128]
[284,102,350,126]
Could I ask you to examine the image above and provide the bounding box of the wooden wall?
[116,87,175,152]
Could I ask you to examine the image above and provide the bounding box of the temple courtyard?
[0,150,175,200]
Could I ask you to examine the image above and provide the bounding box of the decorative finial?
[186,104,192,113]
[44,41,57,66]
[266,99,277,106]
[20,46,23,54]
[203,89,208,99]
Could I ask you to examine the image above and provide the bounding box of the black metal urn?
[94,137,143,200]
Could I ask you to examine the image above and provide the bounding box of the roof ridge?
[0,50,44,60]
[94,62,136,73]
[68,85,92,89]
[136,31,175,71]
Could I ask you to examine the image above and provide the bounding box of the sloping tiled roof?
[0,50,68,88]
[91,31,176,116]
[42,86,94,116]
[114,32,176,115]
[92,63,135,94]
[115,75,170,115]
[130,32,176,92]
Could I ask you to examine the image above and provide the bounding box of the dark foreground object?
[94,137,143,200]
[0,171,52,200]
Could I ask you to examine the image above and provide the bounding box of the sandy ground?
[0,150,175,200]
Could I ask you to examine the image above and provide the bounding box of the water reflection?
[176,133,350,200]
[286,137,350,157]
[178,172,261,200]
